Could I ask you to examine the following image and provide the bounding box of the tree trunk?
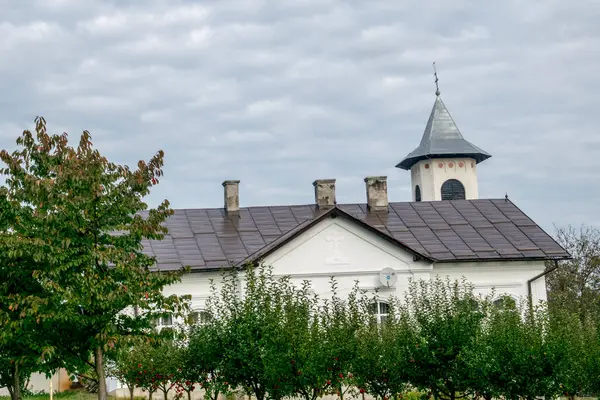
[164,390,169,400]
[149,391,153,400]
[95,346,108,400]
[187,390,192,400]
[129,386,135,400]
[12,362,21,400]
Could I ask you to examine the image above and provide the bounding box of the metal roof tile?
[138,198,568,268]
[396,96,491,170]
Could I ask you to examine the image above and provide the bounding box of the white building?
[152,90,569,324]
[3,91,570,397]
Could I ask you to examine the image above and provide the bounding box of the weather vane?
[433,62,440,96]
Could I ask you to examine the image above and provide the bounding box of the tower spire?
[433,62,440,97]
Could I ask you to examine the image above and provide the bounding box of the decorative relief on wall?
[325,233,349,265]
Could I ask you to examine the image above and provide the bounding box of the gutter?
[527,259,560,305]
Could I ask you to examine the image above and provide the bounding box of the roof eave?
[396,152,492,170]
[431,255,571,264]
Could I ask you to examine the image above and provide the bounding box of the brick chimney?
[222,180,240,213]
[313,179,336,209]
[364,176,388,212]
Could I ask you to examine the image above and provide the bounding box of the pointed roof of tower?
[396,94,491,170]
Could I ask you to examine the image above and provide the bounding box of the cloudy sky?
[0,0,598,233]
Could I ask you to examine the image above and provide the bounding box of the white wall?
[0,370,70,396]
[432,260,547,304]
[411,157,479,201]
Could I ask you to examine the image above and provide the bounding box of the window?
[415,185,421,202]
[152,314,173,328]
[441,179,465,200]
[190,310,212,325]
[369,301,389,324]
[493,295,516,309]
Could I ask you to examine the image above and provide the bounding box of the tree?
[546,307,598,399]
[353,297,415,400]
[186,315,230,400]
[278,280,334,400]
[546,225,600,320]
[318,279,364,400]
[0,117,190,400]
[108,337,162,400]
[208,266,295,400]
[403,277,486,400]
[150,340,182,400]
[0,180,69,400]
[173,344,198,400]
[466,298,555,400]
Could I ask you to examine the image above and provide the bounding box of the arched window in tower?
[441,179,466,200]
[415,185,421,202]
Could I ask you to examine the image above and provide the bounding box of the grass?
[0,390,117,400]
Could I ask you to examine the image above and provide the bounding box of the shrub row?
[110,267,600,400]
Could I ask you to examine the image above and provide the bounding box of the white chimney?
[222,180,240,213]
[364,176,388,212]
[313,179,336,208]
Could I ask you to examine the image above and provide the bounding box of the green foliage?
[403,277,487,400]
[464,298,553,400]
[316,279,363,400]
[352,297,415,400]
[183,270,600,400]
[148,340,182,400]
[546,225,600,321]
[0,118,190,400]
[204,266,296,400]
[546,306,598,398]
[185,309,230,400]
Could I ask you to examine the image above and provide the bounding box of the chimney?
[222,180,240,213]
[313,179,336,209]
[364,176,388,212]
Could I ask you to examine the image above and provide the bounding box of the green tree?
[206,266,298,400]
[173,344,198,400]
[0,178,69,400]
[403,277,486,400]
[353,297,414,400]
[278,280,332,400]
[546,225,600,320]
[150,340,182,400]
[108,337,160,400]
[0,117,190,400]
[318,279,364,400]
[464,296,525,400]
[466,299,554,400]
[186,312,229,400]
[546,307,598,399]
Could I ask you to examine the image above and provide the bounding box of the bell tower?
[395,65,491,201]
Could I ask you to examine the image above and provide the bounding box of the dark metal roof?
[142,199,570,272]
[396,96,492,170]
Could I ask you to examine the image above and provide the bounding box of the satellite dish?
[379,267,397,288]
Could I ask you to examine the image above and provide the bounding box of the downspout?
[527,259,560,308]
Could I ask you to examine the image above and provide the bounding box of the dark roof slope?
[396,96,491,170]
[142,199,570,271]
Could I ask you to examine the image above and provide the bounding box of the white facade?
[411,157,479,201]
[166,214,547,313]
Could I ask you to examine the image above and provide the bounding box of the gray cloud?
[0,0,599,232]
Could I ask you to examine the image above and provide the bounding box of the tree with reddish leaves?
[0,117,189,400]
